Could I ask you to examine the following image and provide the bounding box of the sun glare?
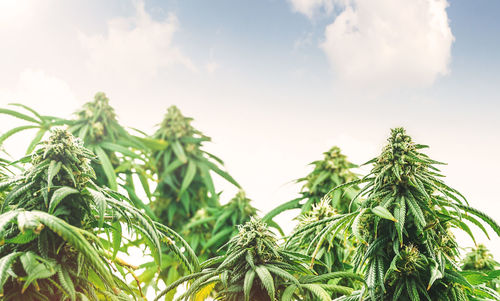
[0,0,29,22]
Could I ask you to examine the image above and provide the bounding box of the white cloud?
[322,0,453,91]
[79,1,196,86]
[288,0,336,19]
[290,0,454,92]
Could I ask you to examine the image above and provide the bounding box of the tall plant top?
[299,146,359,215]
[374,128,424,182]
[226,190,258,225]
[296,198,337,230]
[293,127,500,301]
[156,105,202,140]
[234,218,278,257]
[462,244,498,271]
[151,105,240,228]
[0,129,194,299]
[72,92,128,144]
[301,146,357,191]
[32,129,93,189]
[263,146,359,224]
[2,96,500,300]
[76,92,117,122]
[303,146,357,185]
[182,190,258,258]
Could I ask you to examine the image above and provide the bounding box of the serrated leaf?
[58,267,76,301]
[171,140,187,163]
[0,125,38,145]
[0,108,40,124]
[112,221,122,260]
[47,160,62,192]
[371,206,397,222]
[179,160,196,198]
[48,187,79,214]
[255,266,275,300]
[427,259,443,290]
[94,146,117,190]
[0,252,22,293]
[244,269,256,301]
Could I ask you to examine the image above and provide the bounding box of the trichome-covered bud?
[234,218,279,263]
[297,197,337,229]
[31,129,94,189]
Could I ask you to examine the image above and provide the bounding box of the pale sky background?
[0,0,499,272]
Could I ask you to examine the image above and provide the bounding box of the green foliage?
[0,103,68,155]
[0,150,17,203]
[69,92,151,200]
[292,128,500,301]
[2,96,500,301]
[463,244,499,272]
[298,146,359,214]
[0,94,153,212]
[156,218,361,301]
[264,146,361,292]
[72,92,125,144]
[150,105,240,229]
[182,190,258,259]
[141,106,240,298]
[286,199,355,280]
[462,244,500,292]
[0,129,191,300]
[263,146,359,226]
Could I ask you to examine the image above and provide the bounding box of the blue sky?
[0,0,499,262]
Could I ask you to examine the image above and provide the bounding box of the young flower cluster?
[157,105,201,140]
[298,146,359,214]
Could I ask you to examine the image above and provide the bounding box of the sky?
[0,0,499,266]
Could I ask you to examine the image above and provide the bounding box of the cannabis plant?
[182,190,257,259]
[151,191,257,299]
[461,244,500,292]
[293,128,500,301]
[156,218,361,301]
[0,129,192,300]
[141,106,239,298]
[0,148,17,181]
[286,198,354,277]
[68,92,158,219]
[1,94,155,208]
[68,92,134,190]
[0,150,14,203]
[298,146,359,214]
[263,146,359,226]
[463,245,498,272]
[262,146,359,282]
[150,105,239,229]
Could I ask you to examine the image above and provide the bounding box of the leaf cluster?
[157,218,361,301]
[263,146,359,228]
[0,129,189,300]
[290,128,500,301]
[150,105,240,229]
[182,190,258,259]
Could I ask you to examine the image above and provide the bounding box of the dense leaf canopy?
[292,128,500,301]
[1,98,499,301]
